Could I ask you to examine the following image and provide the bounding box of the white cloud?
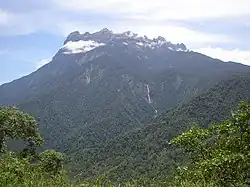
[63,40,105,54]
[0,0,244,47]
[1,10,64,36]
[0,0,248,57]
[52,0,250,20]
[193,47,250,65]
[34,58,51,69]
[0,10,13,25]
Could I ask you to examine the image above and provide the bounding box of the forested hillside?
[1,30,249,155]
[1,99,249,187]
[0,29,250,186]
[67,74,250,182]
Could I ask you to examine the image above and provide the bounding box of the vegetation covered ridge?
[0,102,249,186]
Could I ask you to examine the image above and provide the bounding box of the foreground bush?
[171,102,250,186]
[0,152,72,187]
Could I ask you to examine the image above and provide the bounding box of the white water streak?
[86,76,91,84]
[146,84,152,104]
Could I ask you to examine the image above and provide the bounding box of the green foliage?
[0,150,222,187]
[170,126,212,156]
[39,149,65,175]
[0,152,73,187]
[0,107,43,153]
[0,108,72,187]
[171,102,250,186]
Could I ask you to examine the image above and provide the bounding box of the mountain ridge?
[0,28,250,181]
[63,28,187,53]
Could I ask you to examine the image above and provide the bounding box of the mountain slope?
[67,73,250,181]
[0,29,250,180]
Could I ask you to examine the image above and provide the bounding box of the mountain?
[0,28,250,180]
[67,73,250,181]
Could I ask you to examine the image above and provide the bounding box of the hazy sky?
[0,0,250,85]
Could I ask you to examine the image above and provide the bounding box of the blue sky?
[0,0,250,85]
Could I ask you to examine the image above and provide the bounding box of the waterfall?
[86,76,91,84]
[146,84,152,104]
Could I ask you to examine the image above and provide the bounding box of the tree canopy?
[0,107,43,153]
[171,102,250,186]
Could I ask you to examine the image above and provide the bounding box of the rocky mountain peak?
[155,36,166,42]
[64,31,81,45]
[122,31,138,38]
[62,28,188,54]
[99,28,113,34]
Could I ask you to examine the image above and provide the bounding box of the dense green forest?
[1,102,249,186]
[67,74,250,181]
